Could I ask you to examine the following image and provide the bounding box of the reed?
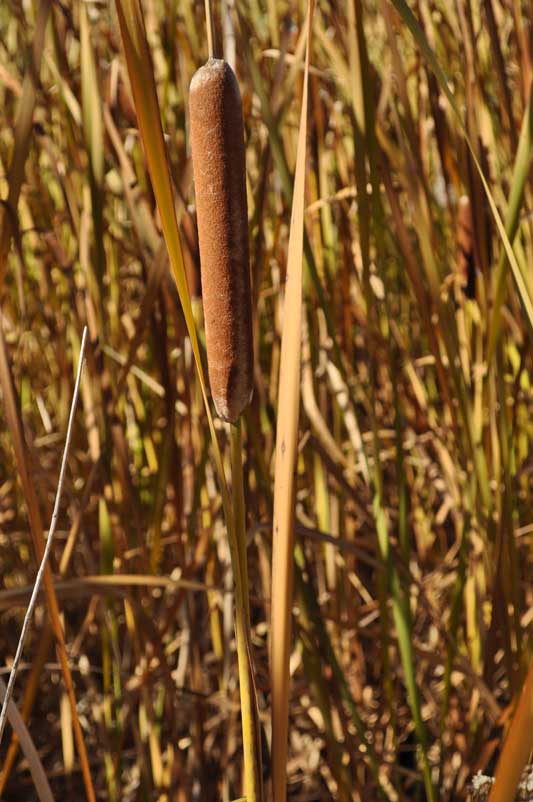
[189,32,261,802]
[1,0,532,800]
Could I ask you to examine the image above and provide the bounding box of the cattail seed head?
[457,195,476,299]
[189,59,253,423]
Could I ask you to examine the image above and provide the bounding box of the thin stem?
[204,0,217,59]
[231,419,250,626]
[0,326,88,744]
[229,419,263,802]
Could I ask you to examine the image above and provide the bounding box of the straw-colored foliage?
[0,1,532,801]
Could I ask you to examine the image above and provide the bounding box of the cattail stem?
[189,38,259,798]
[231,420,250,627]
[229,420,264,802]
[204,0,216,59]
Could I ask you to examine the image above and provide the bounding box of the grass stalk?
[204,0,217,60]
[230,420,263,802]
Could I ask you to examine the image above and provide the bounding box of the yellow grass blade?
[271,3,315,801]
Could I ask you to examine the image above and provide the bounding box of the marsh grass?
[0,0,532,800]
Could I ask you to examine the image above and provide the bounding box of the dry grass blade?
[271,3,315,801]
[113,0,191,327]
[0,627,54,795]
[0,574,240,612]
[0,678,55,802]
[487,659,533,802]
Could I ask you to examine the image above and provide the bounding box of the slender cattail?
[189,59,253,423]
[457,194,476,299]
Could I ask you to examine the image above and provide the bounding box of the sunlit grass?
[0,0,531,800]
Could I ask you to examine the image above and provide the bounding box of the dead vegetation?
[0,0,532,801]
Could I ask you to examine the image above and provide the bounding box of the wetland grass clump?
[1,1,532,800]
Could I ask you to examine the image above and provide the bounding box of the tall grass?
[0,0,531,800]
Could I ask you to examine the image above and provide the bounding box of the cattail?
[189,59,253,423]
[457,195,476,299]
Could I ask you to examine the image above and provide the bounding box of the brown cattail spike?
[457,195,476,300]
[189,59,253,423]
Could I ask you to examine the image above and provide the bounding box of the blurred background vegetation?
[0,0,532,800]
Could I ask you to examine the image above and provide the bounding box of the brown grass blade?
[271,3,315,801]
[486,659,533,802]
